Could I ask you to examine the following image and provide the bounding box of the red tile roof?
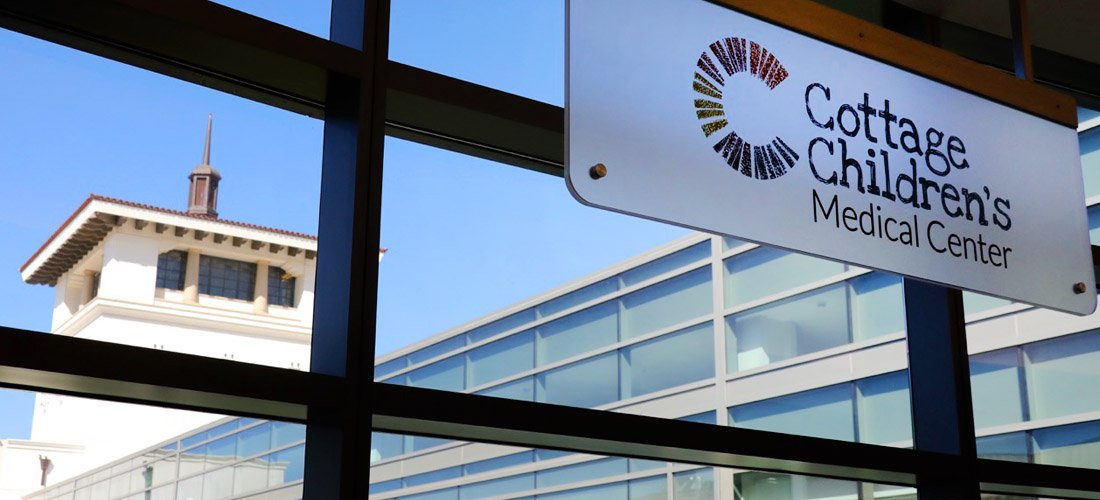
[87,194,317,240]
[20,194,317,275]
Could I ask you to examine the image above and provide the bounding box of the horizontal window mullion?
[373,384,1100,495]
[373,383,920,485]
[0,324,336,421]
[0,0,362,116]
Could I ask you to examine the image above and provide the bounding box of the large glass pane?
[0,389,305,500]
[467,308,537,344]
[389,1,564,105]
[730,384,855,442]
[970,349,1025,429]
[849,273,904,340]
[370,432,406,463]
[538,278,619,319]
[629,475,667,500]
[536,353,619,408]
[855,371,912,445]
[734,471,857,500]
[407,355,466,392]
[410,336,467,366]
[963,291,1014,315]
[405,467,462,487]
[1024,330,1100,420]
[1032,420,1100,469]
[467,330,535,388]
[674,468,714,500]
[476,377,536,402]
[621,267,712,339]
[621,322,715,399]
[1080,127,1100,199]
[726,285,849,373]
[0,30,320,372]
[362,435,923,500]
[460,473,535,499]
[464,452,535,476]
[1089,205,1100,245]
[374,136,909,462]
[976,432,1030,463]
[724,248,845,307]
[621,241,710,287]
[540,482,627,499]
[537,302,618,366]
[536,458,627,488]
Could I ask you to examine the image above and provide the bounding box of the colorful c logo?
[694,38,799,180]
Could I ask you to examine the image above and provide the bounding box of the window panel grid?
[267,266,296,307]
[155,250,187,290]
[198,255,256,301]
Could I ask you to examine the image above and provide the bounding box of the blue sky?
[0,2,687,439]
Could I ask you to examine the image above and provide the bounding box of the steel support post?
[303,0,390,498]
[904,280,979,499]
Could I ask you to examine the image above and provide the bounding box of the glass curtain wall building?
[22,419,306,500]
[363,208,1100,498]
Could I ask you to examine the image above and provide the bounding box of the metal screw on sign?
[1074,282,1088,294]
[589,163,607,180]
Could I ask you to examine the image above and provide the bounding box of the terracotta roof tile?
[86,194,317,240]
[20,194,317,280]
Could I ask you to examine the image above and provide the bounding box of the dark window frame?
[155,250,187,291]
[268,266,296,307]
[0,1,1095,499]
[198,254,256,301]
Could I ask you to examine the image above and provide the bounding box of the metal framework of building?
[0,0,1099,498]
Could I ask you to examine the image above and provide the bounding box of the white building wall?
[96,232,159,307]
[28,395,218,484]
[0,441,84,499]
[69,313,310,369]
[50,273,84,330]
[5,215,317,500]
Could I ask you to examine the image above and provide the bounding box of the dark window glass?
[155,250,187,290]
[90,272,100,300]
[199,255,256,301]
[267,266,296,307]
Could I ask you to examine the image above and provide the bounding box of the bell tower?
[187,114,221,217]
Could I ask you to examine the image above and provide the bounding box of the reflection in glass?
[963,291,1014,315]
[1024,330,1100,420]
[674,468,714,500]
[467,330,534,388]
[1080,127,1100,199]
[849,273,904,340]
[856,372,912,445]
[1033,420,1100,469]
[621,268,712,339]
[730,384,855,442]
[724,248,845,307]
[734,471,856,499]
[537,353,619,408]
[977,432,1030,463]
[727,285,848,372]
[621,323,714,399]
[970,349,1025,429]
[537,302,617,366]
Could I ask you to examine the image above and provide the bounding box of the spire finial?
[188,113,220,217]
[202,113,213,165]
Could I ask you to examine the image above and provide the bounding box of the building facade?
[9,112,1100,499]
[360,110,1100,498]
[1,134,317,499]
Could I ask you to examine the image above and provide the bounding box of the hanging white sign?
[566,0,1096,314]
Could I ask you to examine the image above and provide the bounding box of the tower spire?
[188,113,222,217]
[202,113,212,166]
